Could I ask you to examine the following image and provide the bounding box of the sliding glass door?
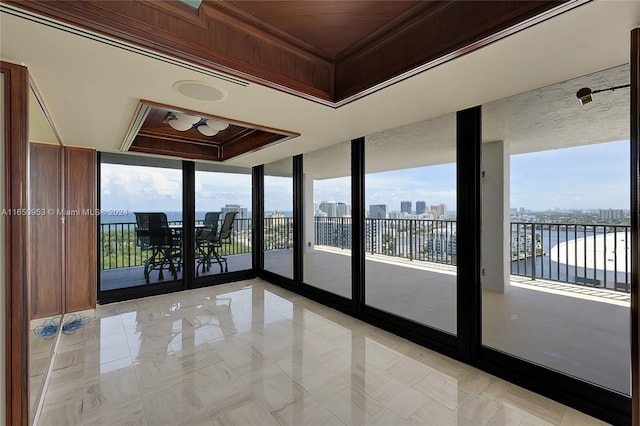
[194,163,252,279]
[364,113,457,334]
[304,141,352,299]
[263,158,294,279]
[99,156,255,300]
[99,154,184,294]
[481,65,631,395]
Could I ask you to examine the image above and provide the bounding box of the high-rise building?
[416,201,427,215]
[599,208,624,220]
[430,203,448,218]
[400,201,412,214]
[369,204,387,219]
[221,204,249,229]
[221,204,248,219]
[319,201,337,217]
[336,202,351,217]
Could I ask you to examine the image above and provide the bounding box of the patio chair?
[134,212,179,284]
[196,211,236,274]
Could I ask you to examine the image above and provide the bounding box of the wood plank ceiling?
[10,0,573,106]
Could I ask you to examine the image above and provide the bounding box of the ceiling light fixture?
[167,115,193,131]
[196,118,230,136]
[166,112,229,137]
[197,125,218,136]
[174,113,200,125]
[576,83,630,106]
[205,119,230,131]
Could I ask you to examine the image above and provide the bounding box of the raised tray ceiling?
[122,101,299,162]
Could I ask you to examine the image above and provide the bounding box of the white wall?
[0,72,7,425]
[481,140,510,293]
[304,173,315,251]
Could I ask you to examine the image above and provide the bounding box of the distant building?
[599,209,624,221]
[416,201,427,215]
[400,201,412,214]
[430,203,447,218]
[317,201,350,217]
[389,211,411,219]
[319,201,337,217]
[221,204,248,230]
[336,202,351,217]
[221,204,248,219]
[266,211,286,219]
[369,204,387,219]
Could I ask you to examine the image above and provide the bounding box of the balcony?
[100,216,631,394]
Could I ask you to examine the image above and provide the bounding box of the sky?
[511,140,629,211]
[101,139,629,213]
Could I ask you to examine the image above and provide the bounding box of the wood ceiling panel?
[10,0,336,103]
[223,1,421,56]
[9,0,580,106]
[335,0,569,101]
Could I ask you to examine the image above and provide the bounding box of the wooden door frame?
[2,60,30,426]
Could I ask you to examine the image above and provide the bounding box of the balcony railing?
[100,217,631,293]
[314,217,457,264]
[100,219,252,270]
[315,217,630,293]
[511,222,630,292]
[264,216,293,251]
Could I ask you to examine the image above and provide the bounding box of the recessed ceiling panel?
[123,100,299,162]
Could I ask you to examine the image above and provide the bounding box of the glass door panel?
[304,141,351,298]
[99,155,183,292]
[364,113,457,334]
[264,159,294,279]
[194,163,252,278]
[481,64,631,394]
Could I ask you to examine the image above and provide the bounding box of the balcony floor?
[101,253,252,291]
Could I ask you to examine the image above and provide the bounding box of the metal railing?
[264,216,293,250]
[100,219,252,270]
[316,217,630,293]
[100,216,631,293]
[511,222,630,292]
[314,217,457,264]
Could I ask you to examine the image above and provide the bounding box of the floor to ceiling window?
[194,163,252,279]
[481,64,631,395]
[263,158,294,279]
[304,141,352,298]
[364,113,457,334]
[99,154,184,294]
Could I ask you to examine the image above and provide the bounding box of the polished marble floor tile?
[37,278,610,426]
